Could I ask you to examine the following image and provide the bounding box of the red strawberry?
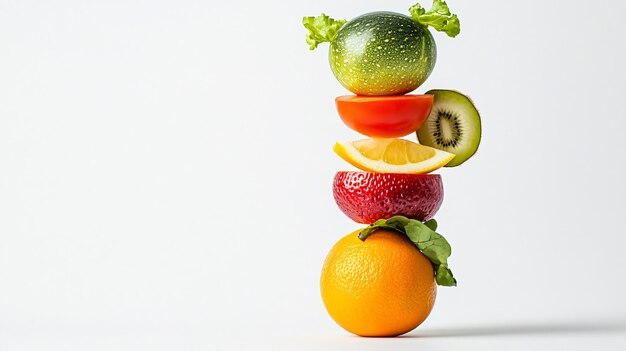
[333,171,444,224]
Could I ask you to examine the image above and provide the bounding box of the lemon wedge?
[333,138,455,174]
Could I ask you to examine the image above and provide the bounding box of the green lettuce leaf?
[409,0,461,38]
[359,216,457,286]
[302,14,347,50]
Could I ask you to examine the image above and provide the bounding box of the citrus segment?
[333,138,454,174]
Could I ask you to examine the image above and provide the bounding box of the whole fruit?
[321,229,436,337]
[333,171,443,224]
[330,12,436,96]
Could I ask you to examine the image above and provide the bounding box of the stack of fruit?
[304,1,482,337]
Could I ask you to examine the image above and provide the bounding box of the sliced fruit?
[416,89,481,167]
[335,95,434,138]
[333,171,443,224]
[333,138,455,174]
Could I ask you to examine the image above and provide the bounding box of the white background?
[1,0,626,349]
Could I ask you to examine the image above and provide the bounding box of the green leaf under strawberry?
[359,216,456,287]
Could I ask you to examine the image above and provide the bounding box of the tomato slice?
[335,95,434,138]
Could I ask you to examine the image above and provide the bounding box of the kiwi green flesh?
[417,90,481,167]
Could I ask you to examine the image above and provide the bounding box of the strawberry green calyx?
[409,0,461,38]
[359,216,457,287]
[302,14,347,50]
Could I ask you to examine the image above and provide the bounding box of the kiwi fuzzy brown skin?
[416,89,481,167]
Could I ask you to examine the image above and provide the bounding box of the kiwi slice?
[416,90,481,167]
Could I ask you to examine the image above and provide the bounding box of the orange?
[320,229,436,337]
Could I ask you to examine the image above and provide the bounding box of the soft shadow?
[402,320,626,338]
